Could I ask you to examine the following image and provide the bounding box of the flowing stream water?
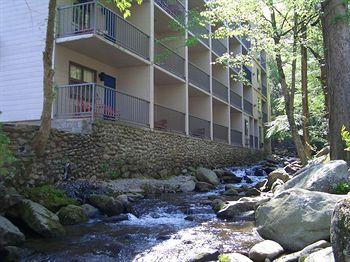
[21,166,267,262]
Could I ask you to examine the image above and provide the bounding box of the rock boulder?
[57,205,88,225]
[248,240,284,262]
[196,168,220,186]
[256,188,346,251]
[87,194,125,216]
[0,215,25,246]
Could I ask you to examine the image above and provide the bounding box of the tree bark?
[321,0,350,163]
[32,0,56,157]
[300,23,312,158]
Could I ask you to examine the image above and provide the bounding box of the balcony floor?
[154,66,186,85]
[56,34,150,68]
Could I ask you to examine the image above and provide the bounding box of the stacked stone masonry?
[3,121,265,186]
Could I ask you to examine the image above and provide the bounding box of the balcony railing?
[189,24,209,46]
[57,1,150,59]
[154,0,185,24]
[189,115,210,139]
[154,104,185,134]
[54,83,150,126]
[231,129,243,147]
[260,54,266,70]
[262,83,267,97]
[263,112,268,123]
[213,123,228,142]
[212,78,228,102]
[188,63,210,92]
[243,99,253,116]
[242,37,251,49]
[230,90,242,109]
[155,40,185,79]
[243,65,252,83]
[212,39,227,57]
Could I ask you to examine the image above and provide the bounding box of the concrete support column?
[149,0,155,130]
[184,0,189,136]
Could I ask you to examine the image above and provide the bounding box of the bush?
[0,123,16,175]
[333,183,350,195]
[23,185,78,212]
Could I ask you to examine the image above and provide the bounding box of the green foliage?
[0,123,16,176]
[341,126,350,151]
[332,182,350,195]
[100,163,109,173]
[110,169,121,179]
[107,0,142,18]
[218,254,231,262]
[23,185,78,212]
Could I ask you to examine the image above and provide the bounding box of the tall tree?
[321,0,350,162]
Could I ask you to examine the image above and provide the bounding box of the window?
[244,119,249,136]
[69,62,96,84]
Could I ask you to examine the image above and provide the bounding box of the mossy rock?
[23,185,78,212]
[57,205,88,225]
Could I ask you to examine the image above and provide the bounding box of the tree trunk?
[32,0,56,157]
[300,23,312,158]
[321,0,350,163]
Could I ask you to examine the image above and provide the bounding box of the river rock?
[0,184,23,214]
[223,188,239,196]
[87,194,125,216]
[16,199,65,238]
[256,188,346,251]
[0,246,22,262]
[245,188,261,197]
[266,168,290,189]
[330,198,350,261]
[196,168,220,186]
[221,175,242,183]
[57,205,88,225]
[271,179,284,194]
[81,204,100,218]
[191,249,220,262]
[302,247,334,262]
[219,253,253,262]
[248,240,284,262]
[0,215,25,246]
[217,196,270,220]
[180,180,196,193]
[275,160,349,194]
[195,182,215,192]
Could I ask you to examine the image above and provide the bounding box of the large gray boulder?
[275,160,349,194]
[0,184,22,214]
[16,200,65,238]
[303,247,334,262]
[0,215,25,246]
[219,253,253,262]
[196,168,220,186]
[256,188,346,251]
[331,198,350,262]
[266,168,290,189]
[248,240,284,262]
[87,194,125,216]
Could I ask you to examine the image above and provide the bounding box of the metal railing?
[154,104,185,133]
[231,129,243,146]
[260,53,266,70]
[263,112,268,123]
[155,40,185,79]
[212,39,227,56]
[189,115,210,139]
[212,78,228,102]
[188,62,210,92]
[213,123,228,142]
[241,37,251,49]
[189,24,209,46]
[243,99,253,116]
[154,0,185,24]
[243,65,252,83]
[262,83,267,97]
[57,1,150,59]
[230,90,242,109]
[54,83,150,126]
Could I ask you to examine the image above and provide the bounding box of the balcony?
[212,39,227,57]
[250,135,254,148]
[213,123,228,142]
[241,37,251,50]
[230,90,242,109]
[155,0,185,24]
[212,78,228,102]
[260,54,267,70]
[189,24,210,47]
[189,115,210,139]
[243,99,253,116]
[188,63,210,93]
[57,1,150,60]
[154,104,185,134]
[54,83,150,126]
[155,41,185,79]
[231,129,243,146]
[243,66,252,83]
[262,83,267,97]
[254,136,259,149]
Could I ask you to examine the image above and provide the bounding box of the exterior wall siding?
[0,0,48,122]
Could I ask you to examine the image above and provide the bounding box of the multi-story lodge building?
[0,0,270,150]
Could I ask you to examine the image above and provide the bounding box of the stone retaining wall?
[3,120,265,186]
